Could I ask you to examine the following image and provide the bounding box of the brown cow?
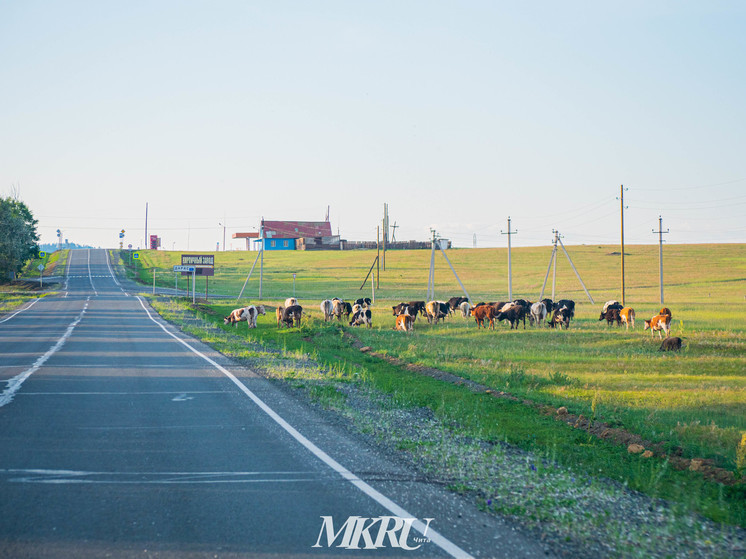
[470,304,497,330]
[644,314,671,338]
[598,307,621,326]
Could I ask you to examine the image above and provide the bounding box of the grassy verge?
[146,295,744,557]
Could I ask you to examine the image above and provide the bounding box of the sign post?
[173,265,197,303]
[38,264,45,288]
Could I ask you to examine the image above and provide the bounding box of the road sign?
[133,252,140,260]
[173,265,196,273]
[38,251,46,258]
[37,264,45,271]
[181,254,214,276]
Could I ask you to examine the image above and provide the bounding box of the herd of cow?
[223,295,680,348]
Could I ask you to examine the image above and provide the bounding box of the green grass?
[129,245,746,527]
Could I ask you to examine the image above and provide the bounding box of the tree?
[0,196,39,281]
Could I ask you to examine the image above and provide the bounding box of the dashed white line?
[135,296,472,559]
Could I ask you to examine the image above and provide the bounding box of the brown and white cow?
[281,305,303,328]
[644,314,671,338]
[395,314,413,332]
[425,301,449,324]
[350,308,372,328]
[224,307,249,327]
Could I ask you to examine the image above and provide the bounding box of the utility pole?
[618,185,628,305]
[501,216,518,300]
[376,225,380,289]
[473,233,477,249]
[259,218,264,298]
[382,203,389,271]
[390,221,399,243]
[427,228,437,301]
[652,216,669,305]
[145,202,148,251]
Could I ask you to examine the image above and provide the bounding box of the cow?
[354,297,372,308]
[403,301,426,317]
[447,296,469,314]
[619,307,635,329]
[555,299,575,318]
[599,307,621,326]
[425,301,449,324]
[281,305,303,328]
[393,303,419,323]
[320,299,334,321]
[603,300,622,313]
[644,314,671,339]
[659,307,672,318]
[395,314,413,332]
[495,305,527,330]
[470,304,497,330]
[549,307,571,329]
[459,301,471,318]
[659,336,683,351]
[224,307,248,327]
[284,297,298,308]
[244,305,265,328]
[350,308,372,328]
[529,301,547,327]
[275,306,284,327]
[332,299,352,320]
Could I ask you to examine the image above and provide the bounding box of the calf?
[659,336,683,351]
[470,304,497,330]
[354,297,372,308]
[350,308,372,328]
[281,305,303,328]
[224,307,249,327]
[599,307,621,326]
[644,314,671,339]
[320,299,334,321]
[619,307,635,329]
[549,307,571,329]
[395,314,413,332]
[495,305,527,330]
[275,306,284,327]
[284,297,298,308]
[659,307,672,318]
[529,301,547,327]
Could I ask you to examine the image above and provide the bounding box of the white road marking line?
[135,296,472,559]
[0,298,40,324]
[0,298,90,408]
[104,250,122,289]
[17,391,225,396]
[87,249,97,296]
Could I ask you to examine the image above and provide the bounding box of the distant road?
[0,249,547,558]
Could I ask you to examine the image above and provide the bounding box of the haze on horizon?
[1,2,744,251]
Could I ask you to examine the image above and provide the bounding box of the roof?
[262,220,332,239]
[232,232,259,239]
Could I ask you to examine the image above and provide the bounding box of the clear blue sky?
[1,1,744,250]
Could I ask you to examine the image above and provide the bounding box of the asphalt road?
[0,249,550,558]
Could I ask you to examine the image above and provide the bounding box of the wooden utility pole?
[501,216,517,300]
[376,226,380,289]
[618,185,627,306]
[653,216,669,304]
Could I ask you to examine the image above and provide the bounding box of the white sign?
[37,264,45,271]
[173,265,196,273]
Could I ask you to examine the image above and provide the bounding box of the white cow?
[529,302,547,327]
[320,299,334,321]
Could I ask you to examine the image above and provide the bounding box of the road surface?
[0,249,548,558]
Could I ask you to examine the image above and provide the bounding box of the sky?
[1,1,744,250]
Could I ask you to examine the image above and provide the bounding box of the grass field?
[124,244,746,530]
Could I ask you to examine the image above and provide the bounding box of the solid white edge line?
[0,298,40,324]
[135,296,473,559]
[0,298,90,408]
[104,249,122,288]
